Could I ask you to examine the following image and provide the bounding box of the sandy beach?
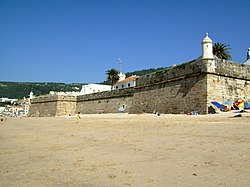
[0,112,250,187]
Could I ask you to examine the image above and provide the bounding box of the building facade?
[114,75,138,89]
[80,84,112,95]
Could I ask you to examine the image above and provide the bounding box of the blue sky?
[0,0,249,83]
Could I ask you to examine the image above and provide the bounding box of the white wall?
[114,80,136,89]
[80,84,111,95]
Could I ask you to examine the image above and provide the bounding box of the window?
[128,83,131,87]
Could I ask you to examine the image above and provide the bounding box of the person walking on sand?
[76,112,81,123]
[0,116,3,124]
[1,115,7,124]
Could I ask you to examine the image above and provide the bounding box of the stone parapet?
[31,95,76,103]
[77,87,135,101]
[213,59,250,80]
[136,59,204,87]
[29,95,76,117]
[136,58,250,89]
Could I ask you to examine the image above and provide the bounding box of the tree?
[213,43,232,60]
[106,68,120,90]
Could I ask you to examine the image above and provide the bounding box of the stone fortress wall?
[29,95,76,117]
[206,59,250,106]
[29,58,250,116]
[29,34,250,117]
[76,87,135,114]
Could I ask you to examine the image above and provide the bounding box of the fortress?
[29,34,250,116]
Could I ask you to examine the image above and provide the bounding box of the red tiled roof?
[7,106,23,109]
[117,75,138,84]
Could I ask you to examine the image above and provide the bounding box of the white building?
[118,72,126,81]
[80,84,112,95]
[0,97,18,104]
[114,75,138,89]
[29,91,34,99]
[49,91,80,96]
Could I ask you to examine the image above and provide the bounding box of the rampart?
[29,58,250,116]
[29,95,76,117]
[77,88,135,114]
[206,58,250,106]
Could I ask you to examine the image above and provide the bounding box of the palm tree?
[106,68,120,90]
[213,43,232,60]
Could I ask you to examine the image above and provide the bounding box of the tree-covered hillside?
[125,67,168,77]
[0,82,87,99]
[100,67,169,85]
[0,67,170,99]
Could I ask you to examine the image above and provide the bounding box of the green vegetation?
[0,82,87,99]
[213,43,232,60]
[1,64,190,99]
[125,67,167,77]
[106,68,120,90]
[175,59,196,69]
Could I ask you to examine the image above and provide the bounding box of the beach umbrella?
[244,102,250,109]
[235,99,250,109]
[211,101,225,111]
[236,101,244,108]
[222,101,232,105]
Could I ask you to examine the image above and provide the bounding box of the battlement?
[31,95,76,103]
[213,58,250,80]
[137,58,250,89]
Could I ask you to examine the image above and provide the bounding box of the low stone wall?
[56,98,77,116]
[29,95,76,117]
[207,74,250,105]
[29,101,58,117]
[214,59,250,80]
[76,88,135,114]
[136,59,201,87]
[131,73,208,114]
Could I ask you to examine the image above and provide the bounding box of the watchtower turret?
[202,33,214,59]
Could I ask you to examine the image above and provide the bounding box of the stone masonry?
[29,95,76,117]
[29,58,250,116]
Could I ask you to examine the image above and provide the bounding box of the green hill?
[125,67,168,77]
[0,67,169,99]
[100,67,169,85]
[0,82,87,99]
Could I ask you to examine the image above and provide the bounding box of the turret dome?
[202,33,213,44]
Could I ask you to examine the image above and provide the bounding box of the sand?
[0,112,250,187]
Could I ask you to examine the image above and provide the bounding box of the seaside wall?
[130,59,208,114]
[28,58,250,116]
[29,95,76,117]
[56,96,77,116]
[131,74,207,114]
[206,59,250,105]
[76,88,135,114]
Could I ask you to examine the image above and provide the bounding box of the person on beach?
[1,115,7,124]
[67,114,72,119]
[76,112,81,123]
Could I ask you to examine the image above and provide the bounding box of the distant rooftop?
[117,75,138,84]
